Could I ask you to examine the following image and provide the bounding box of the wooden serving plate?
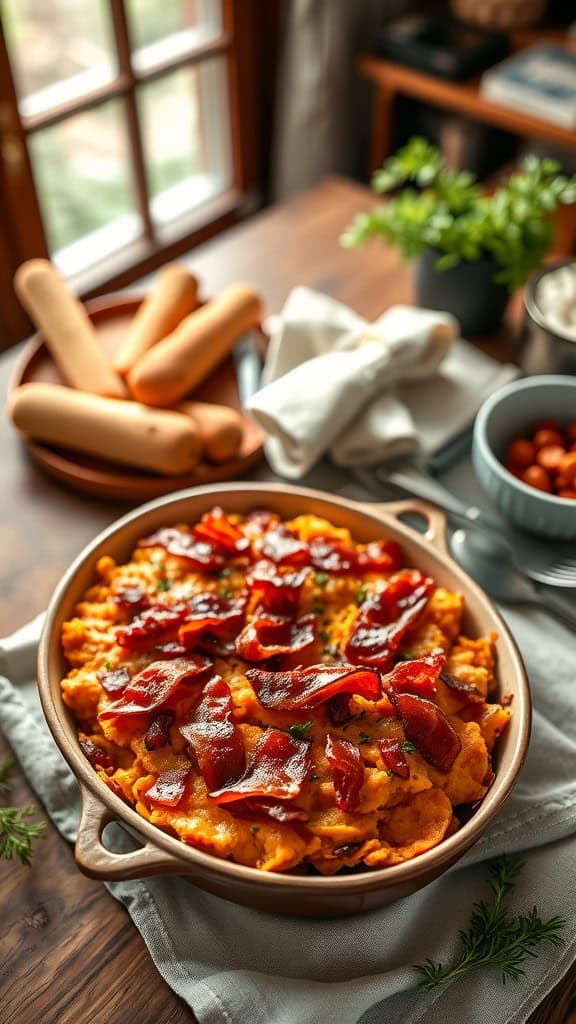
[10,292,266,502]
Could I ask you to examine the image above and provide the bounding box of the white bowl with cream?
[524,262,576,375]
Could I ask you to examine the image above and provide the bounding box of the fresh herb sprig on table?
[0,759,46,867]
[415,854,565,991]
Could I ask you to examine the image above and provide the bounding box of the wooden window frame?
[0,0,271,349]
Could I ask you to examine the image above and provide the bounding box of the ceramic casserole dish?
[37,483,531,916]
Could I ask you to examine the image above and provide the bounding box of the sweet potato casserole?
[60,507,511,875]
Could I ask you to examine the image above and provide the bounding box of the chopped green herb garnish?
[312,601,325,616]
[319,628,330,643]
[250,825,260,836]
[220,567,232,578]
[314,572,329,587]
[396,651,416,661]
[323,644,340,658]
[221,588,233,600]
[288,721,313,740]
[104,661,112,671]
[157,578,172,592]
[375,716,388,725]
[355,584,368,605]
[358,731,371,745]
[403,740,417,753]
[309,773,320,783]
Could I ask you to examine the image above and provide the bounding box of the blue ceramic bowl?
[472,375,576,540]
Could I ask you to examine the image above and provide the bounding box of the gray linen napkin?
[1,604,575,1024]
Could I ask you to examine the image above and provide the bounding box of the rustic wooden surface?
[1,176,573,1024]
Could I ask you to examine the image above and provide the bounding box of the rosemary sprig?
[0,759,14,796]
[415,855,566,991]
[0,806,46,867]
[0,759,46,866]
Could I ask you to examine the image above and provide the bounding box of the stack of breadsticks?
[8,260,263,476]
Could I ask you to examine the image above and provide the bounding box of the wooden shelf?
[359,30,576,172]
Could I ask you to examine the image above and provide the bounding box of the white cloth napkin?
[1,598,576,1024]
[248,288,518,478]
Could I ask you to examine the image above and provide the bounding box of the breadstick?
[178,401,243,463]
[114,264,199,376]
[14,259,126,398]
[128,283,262,407]
[9,383,201,476]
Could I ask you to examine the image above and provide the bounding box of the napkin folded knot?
[247,287,516,479]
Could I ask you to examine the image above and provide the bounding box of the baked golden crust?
[60,508,510,874]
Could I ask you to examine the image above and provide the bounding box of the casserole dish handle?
[361,498,448,554]
[76,785,177,880]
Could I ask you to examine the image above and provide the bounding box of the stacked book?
[481,44,576,128]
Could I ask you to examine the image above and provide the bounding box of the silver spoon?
[450,527,576,629]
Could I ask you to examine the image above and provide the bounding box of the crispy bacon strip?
[378,738,409,779]
[245,663,380,710]
[79,737,113,770]
[112,582,150,614]
[179,676,245,792]
[235,613,316,662]
[388,648,445,699]
[344,571,435,671]
[138,527,224,572]
[98,666,130,696]
[325,734,364,811]
[144,710,175,750]
[359,571,435,626]
[248,560,308,616]
[210,728,311,804]
[392,692,462,772]
[440,670,484,703]
[116,601,190,651]
[193,507,250,554]
[357,539,403,573]
[308,537,357,573]
[153,641,188,659]
[178,592,246,647]
[256,524,310,566]
[100,655,212,718]
[146,768,189,808]
[242,508,280,539]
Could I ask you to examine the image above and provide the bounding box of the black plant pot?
[414,248,510,337]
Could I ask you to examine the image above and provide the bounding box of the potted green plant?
[342,137,576,336]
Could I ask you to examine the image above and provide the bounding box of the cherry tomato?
[532,429,565,450]
[559,451,576,485]
[558,489,576,500]
[536,444,566,471]
[521,465,552,492]
[506,438,536,468]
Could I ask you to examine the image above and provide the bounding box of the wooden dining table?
[1,176,574,1024]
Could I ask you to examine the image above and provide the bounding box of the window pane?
[127,0,222,72]
[138,58,232,227]
[28,101,142,276]
[3,0,116,118]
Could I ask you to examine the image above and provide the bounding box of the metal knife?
[233,332,263,407]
